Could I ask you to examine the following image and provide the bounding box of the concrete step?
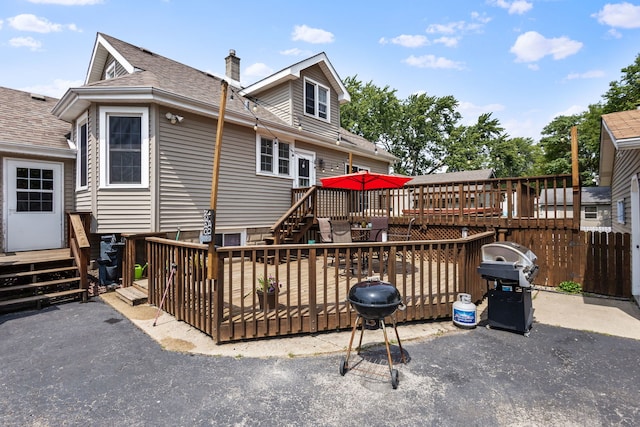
[115,286,148,306]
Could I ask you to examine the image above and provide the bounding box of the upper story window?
[76,113,88,189]
[99,106,149,189]
[304,78,329,121]
[257,136,291,178]
[105,61,116,79]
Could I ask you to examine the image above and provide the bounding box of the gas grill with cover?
[477,242,539,336]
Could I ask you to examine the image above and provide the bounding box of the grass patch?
[557,280,582,294]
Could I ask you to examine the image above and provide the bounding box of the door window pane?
[15,167,54,212]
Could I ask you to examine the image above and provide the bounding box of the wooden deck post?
[208,80,229,280]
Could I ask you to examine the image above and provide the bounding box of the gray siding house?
[0,87,76,252]
[51,33,394,247]
[599,107,640,304]
[538,186,611,231]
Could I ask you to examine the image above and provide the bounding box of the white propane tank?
[452,293,477,328]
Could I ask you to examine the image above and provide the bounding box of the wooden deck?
[143,237,491,343]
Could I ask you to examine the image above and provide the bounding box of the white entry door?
[294,150,315,189]
[4,159,64,252]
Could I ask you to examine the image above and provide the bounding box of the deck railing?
[294,174,577,229]
[67,211,91,292]
[145,231,494,343]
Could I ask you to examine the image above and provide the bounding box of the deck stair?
[115,278,148,306]
[0,250,87,313]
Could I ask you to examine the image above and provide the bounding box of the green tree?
[394,93,461,175]
[537,113,599,185]
[603,53,640,113]
[489,136,542,178]
[340,76,401,150]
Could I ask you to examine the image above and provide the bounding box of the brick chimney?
[225,49,240,81]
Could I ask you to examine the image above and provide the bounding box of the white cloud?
[9,36,42,51]
[553,104,585,119]
[381,34,428,48]
[490,0,533,15]
[510,31,582,62]
[0,19,3,30]
[403,54,464,70]
[607,28,623,39]
[433,36,459,47]
[244,63,273,79]
[28,0,102,4]
[426,21,465,35]
[291,25,334,44]
[279,48,310,56]
[8,14,58,33]
[458,101,505,125]
[20,78,83,98]
[593,2,640,29]
[565,70,605,80]
[502,116,537,139]
[424,12,490,42]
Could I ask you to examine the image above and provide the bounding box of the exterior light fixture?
[165,112,183,124]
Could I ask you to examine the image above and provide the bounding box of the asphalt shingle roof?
[0,86,69,150]
[602,109,640,140]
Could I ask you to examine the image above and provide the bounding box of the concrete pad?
[532,289,640,340]
[100,288,640,359]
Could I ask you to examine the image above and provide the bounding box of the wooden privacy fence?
[500,229,631,298]
[145,232,494,343]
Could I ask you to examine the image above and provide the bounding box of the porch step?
[115,286,148,306]
[0,249,86,314]
[0,266,77,280]
[0,288,86,311]
[0,277,80,294]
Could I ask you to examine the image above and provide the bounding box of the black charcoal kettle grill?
[477,242,539,336]
[340,277,406,389]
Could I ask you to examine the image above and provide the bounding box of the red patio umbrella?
[320,171,412,220]
[320,171,411,191]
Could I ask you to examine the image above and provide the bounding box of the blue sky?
[1,0,640,142]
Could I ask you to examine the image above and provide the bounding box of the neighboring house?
[580,186,612,232]
[599,107,640,304]
[0,87,76,252]
[538,186,612,231]
[51,33,395,247]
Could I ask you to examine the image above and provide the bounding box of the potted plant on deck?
[256,274,282,311]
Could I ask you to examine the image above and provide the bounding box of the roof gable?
[240,53,350,104]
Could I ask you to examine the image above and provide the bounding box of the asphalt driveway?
[1,299,639,426]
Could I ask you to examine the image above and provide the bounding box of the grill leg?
[389,314,406,363]
[380,319,395,374]
[344,315,362,368]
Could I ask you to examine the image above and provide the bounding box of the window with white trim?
[257,136,291,178]
[99,107,149,188]
[304,78,329,121]
[584,206,598,220]
[617,199,625,224]
[76,114,88,189]
[105,61,116,79]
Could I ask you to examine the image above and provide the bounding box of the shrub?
[558,280,582,294]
